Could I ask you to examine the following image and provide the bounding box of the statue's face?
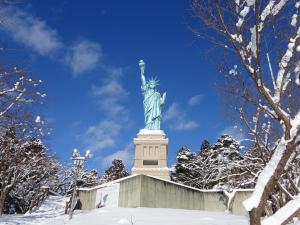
[148,81,156,89]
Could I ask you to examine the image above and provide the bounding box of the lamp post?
[217,153,230,191]
[69,148,91,220]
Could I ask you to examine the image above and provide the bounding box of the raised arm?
[139,59,146,87]
[161,92,166,105]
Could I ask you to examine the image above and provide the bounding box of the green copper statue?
[139,59,166,130]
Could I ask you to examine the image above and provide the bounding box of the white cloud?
[65,40,102,75]
[220,126,246,141]
[173,120,199,130]
[164,103,180,121]
[0,6,62,55]
[92,79,127,97]
[0,6,102,76]
[103,65,123,78]
[80,66,130,154]
[92,67,129,116]
[100,144,133,168]
[164,103,198,131]
[82,120,122,152]
[188,94,203,106]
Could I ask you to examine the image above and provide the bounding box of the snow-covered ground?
[0,196,299,225]
[62,208,249,225]
[0,196,68,225]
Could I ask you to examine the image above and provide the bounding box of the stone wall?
[77,174,253,215]
[118,175,142,208]
[231,190,253,214]
[139,175,205,210]
[78,189,97,210]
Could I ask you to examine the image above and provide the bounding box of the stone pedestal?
[131,129,170,180]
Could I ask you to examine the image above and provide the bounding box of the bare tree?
[190,0,300,224]
[0,129,58,215]
[0,1,54,215]
[0,57,48,215]
[5,138,60,214]
[0,40,49,216]
[49,163,104,197]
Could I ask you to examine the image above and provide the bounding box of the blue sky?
[0,0,244,172]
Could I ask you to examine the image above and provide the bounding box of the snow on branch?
[0,92,23,117]
[271,0,289,16]
[260,0,288,26]
[291,1,299,27]
[243,111,300,211]
[261,193,300,225]
[191,0,300,224]
[274,27,300,103]
[260,1,276,22]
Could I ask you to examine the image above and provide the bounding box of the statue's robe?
[141,85,162,130]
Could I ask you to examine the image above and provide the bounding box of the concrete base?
[131,130,170,180]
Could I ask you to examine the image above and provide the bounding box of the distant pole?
[69,149,91,220]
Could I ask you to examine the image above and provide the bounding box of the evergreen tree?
[103,159,129,182]
[171,146,199,184]
[171,135,263,190]
[199,134,243,189]
[76,169,103,189]
[199,139,210,153]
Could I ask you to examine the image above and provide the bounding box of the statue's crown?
[148,77,159,86]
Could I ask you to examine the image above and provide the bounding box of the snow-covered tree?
[191,0,300,224]
[0,129,58,214]
[171,135,262,190]
[77,169,103,188]
[0,61,46,138]
[0,4,56,215]
[0,69,49,215]
[199,139,210,154]
[103,159,129,182]
[50,165,104,197]
[171,146,198,184]
[199,135,244,189]
[6,139,59,213]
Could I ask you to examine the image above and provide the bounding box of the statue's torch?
[139,59,145,75]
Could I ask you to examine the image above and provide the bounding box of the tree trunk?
[248,138,299,224]
[0,192,7,215]
[227,191,236,213]
[0,184,14,215]
[249,209,262,225]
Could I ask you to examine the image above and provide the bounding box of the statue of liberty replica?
[132,59,170,180]
[139,59,166,130]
